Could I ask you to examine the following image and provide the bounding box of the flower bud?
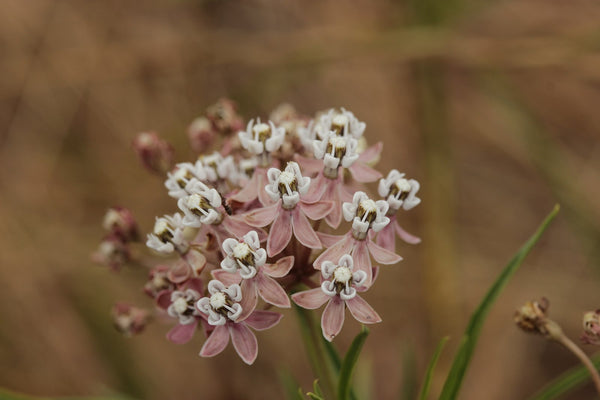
[582,310,600,345]
[91,235,130,270]
[514,297,550,335]
[132,132,174,174]
[187,116,216,153]
[112,303,150,336]
[206,98,243,134]
[102,207,139,242]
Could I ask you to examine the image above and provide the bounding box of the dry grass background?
[1,0,600,399]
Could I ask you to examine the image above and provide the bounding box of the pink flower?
[242,161,334,257]
[187,116,216,153]
[132,132,174,174]
[211,231,295,320]
[292,254,381,341]
[197,279,282,364]
[102,206,139,242]
[112,303,150,336]
[376,170,421,251]
[314,192,402,286]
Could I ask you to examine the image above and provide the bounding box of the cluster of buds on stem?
[96,99,422,364]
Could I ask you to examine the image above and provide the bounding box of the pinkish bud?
[112,303,150,336]
[132,132,174,174]
[187,116,216,153]
[144,265,175,298]
[206,98,244,134]
[102,206,139,242]
[91,235,130,270]
[582,310,600,345]
[514,297,550,335]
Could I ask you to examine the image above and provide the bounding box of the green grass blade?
[528,354,600,400]
[418,336,449,400]
[337,326,370,400]
[400,347,418,400]
[439,205,560,400]
[279,370,305,400]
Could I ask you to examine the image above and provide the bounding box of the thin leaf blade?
[337,326,370,400]
[418,336,449,400]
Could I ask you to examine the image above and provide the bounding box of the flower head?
[197,280,243,326]
[313,132,359,178]
[321,254,367,300]
[378,170,421,212]
[315,108,366,139]
[146,213,188,254]
[221,231,266,279]
[265,161,310,209]
[196,152,236,184]
[132,132,174,174]
[238,118,285,157]
[165,162,206,199]
[177,181,223,227]
[342,192,390,239]
[167,289,202,325]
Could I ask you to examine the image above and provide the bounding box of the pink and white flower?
[197,279,283,364]
[238,119,285,160]
[146,213,188,254]
[242,162,334,257]
[292,254,381,341]
[165,162,207,199]
[376,170,422,251]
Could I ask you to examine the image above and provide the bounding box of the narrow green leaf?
[439,205,560,400]
[338,326,370,400]
[307,393,325,400]
[400,346,417,400]
[312,380,324,397]
[418,336,449,400]
[528,354,600,400]
[279,370,305,400]
[323,339,342,371]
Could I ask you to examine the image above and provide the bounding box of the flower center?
[334,266,352,284]
[173,297,189,314]
[390,178,411,200]
[153,219,174,243]
[209,292,227,310]
[253,123,271,143]
[186,193,213,217]
[331,114,348,135]
[277,170,298,195]
[357,199,378,224]
[325,136,347,159]
[173,168,194,188]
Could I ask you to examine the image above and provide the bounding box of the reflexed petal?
[223,217,266,241]
[182,250,207,275]
[346,295,382,324]
[256,273,290,308]
[357,142,383,164]
[293,154,323,176]
[262,255,294,278]
[321,297,345,342]
[231,172,258,202]
[211,269,242,286]
[300,200,335,220]
[303,173,328,203]
[352,241,372,285]
[229,323,258,365]
[349,162,382,183]
[199,324,230,357]
[292,288,330,309]
[395,221,421,244]
[243,201,280,228]
[317,232,345,248]
[324,184,343,228]
[156,290,172,309]
[292,208,321,249]
[184,277,204,294]
[167,320,198,344]
[313,234,354,270]
[244,310,283,331]
[237,279,258,322]
[376,224,396,252]
[267,208,293,257]
[367,240,403,265]
[257,173,275,206]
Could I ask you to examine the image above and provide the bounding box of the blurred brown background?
[1,0,600,399]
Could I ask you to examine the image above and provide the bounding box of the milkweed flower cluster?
[93,99,421,365]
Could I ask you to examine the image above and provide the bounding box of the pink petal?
[313,234,354,270]
[395,221,421,244]
[244,310,283,331]
[321,297,345,342]
[257,172,275,206]
[212,269,242,286]
[184,277,204,294]
[293,154,323,176]
[243,201,280,228]
[156,290,172,309]
[352,241,372,285]
[357,142,383,164]
[229,323,258,365]
[338,183,355,203]
[256,273,290,308]
[292,208,321,249]
[267,208,293,257]
[167,320,198,344]
[349,162,382,183]
[199,324,230,357]
[317,232,345,248]
[292,288,331,309]
[303,173,328,203]
[237,279,258,322]
[376,224,396,252]
[168,262,192,284]
[300,200,335,220]
[262,255,294,278]
[367,240,403,265]
[223,216,255,240]
[324,183,343,228]
[346,295,382,324]
[231,171,258,203]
